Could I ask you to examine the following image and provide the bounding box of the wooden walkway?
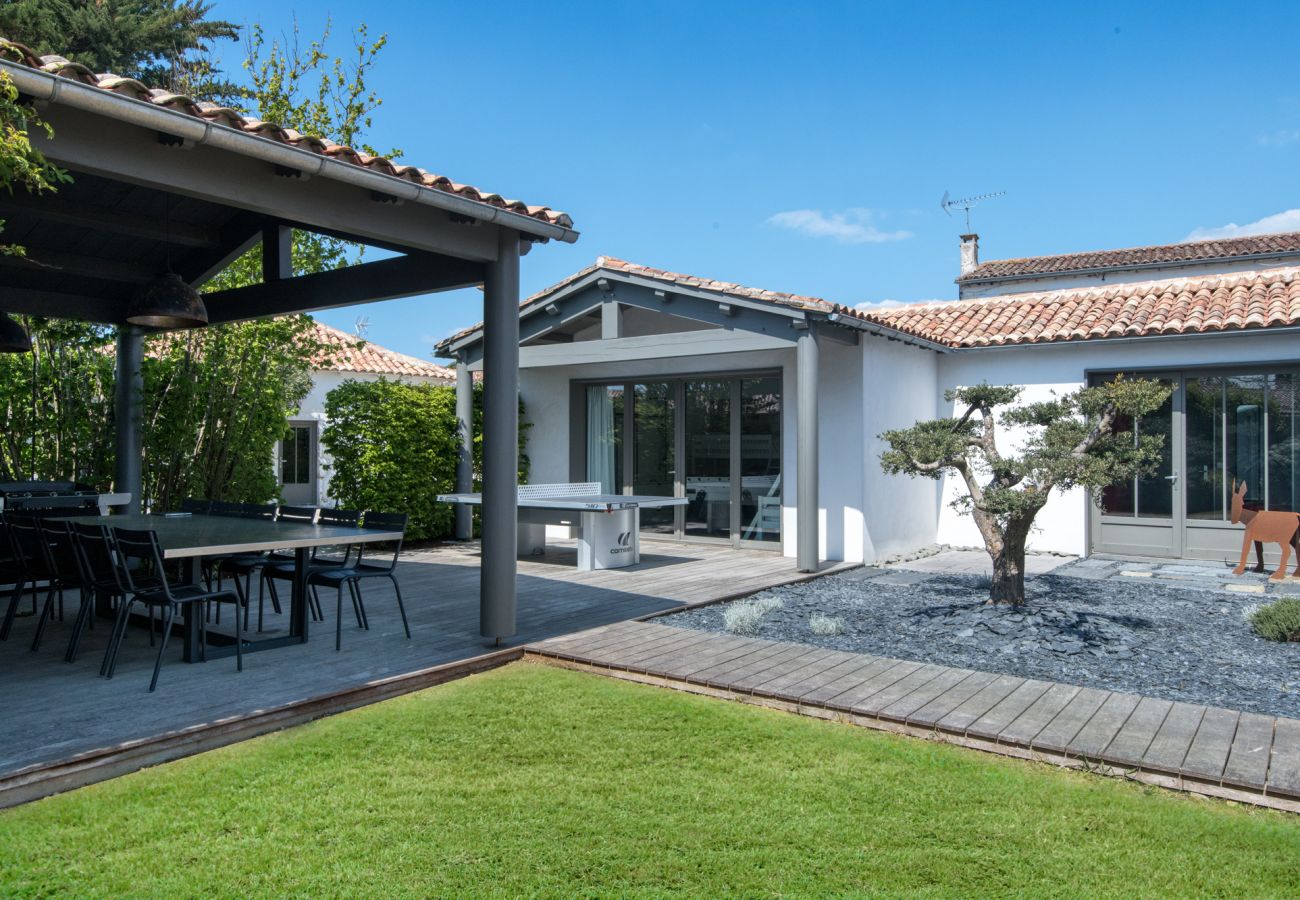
[527,620,1300,812]
[0,539,849,800]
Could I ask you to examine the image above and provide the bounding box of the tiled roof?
[437,256,869,350]
[959,232,1300,283]
[0,37,572,230]
[872,266,1300,348]
[309,321,453,380]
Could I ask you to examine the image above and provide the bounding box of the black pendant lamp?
[0,313,32,353]
[127,273,208,328]
[126,194,208,329]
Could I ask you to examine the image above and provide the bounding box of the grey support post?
[796,327,820,572]
[454,356,474,541]
[480,229,521,641]
[113,325,144,514]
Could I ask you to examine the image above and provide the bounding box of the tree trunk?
[988,518,1030,605]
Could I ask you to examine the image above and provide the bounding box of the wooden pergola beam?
[202,252,484,325]
[0,191,221,249]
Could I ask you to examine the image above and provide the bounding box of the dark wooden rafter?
[201,252,485,325]
[0,190,220,249]
[0,249,155,284]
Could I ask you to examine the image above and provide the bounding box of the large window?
[583,373,782,546]
[1100,379,1174,517]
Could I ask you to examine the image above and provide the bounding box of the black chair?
[207,501,275,621]
[180,498,212,515]
[260,507,362,627]
[208,500,243,518]
[104,527,244,692]
[220,505,317,631]
[306,511,410,652]
[0,514,32,641]
[64,522,131,664]
[6,516,63,652]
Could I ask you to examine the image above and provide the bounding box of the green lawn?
[2,664,1297,897]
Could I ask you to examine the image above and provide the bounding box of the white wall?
[861,339,941,562]
[934,331,1300,555]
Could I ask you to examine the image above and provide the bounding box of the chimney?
[959,233,979,276]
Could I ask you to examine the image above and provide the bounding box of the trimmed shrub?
[809,613,846,636]
[321,378,529,542]
[1246,599,1300,642]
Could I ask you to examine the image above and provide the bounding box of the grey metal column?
[796,327,820,572]
[114,325,144,514]
[480,229,520,641]
[454,357,474,540]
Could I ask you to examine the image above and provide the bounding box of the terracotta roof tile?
[871,267,1300,348]
[439,258,1300,355]
[959,232,1300,283]
[0,37,572,231]
[308,321,453,380]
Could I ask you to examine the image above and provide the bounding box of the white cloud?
[766,208,913,244]
[1257,129,1300,147]
[853,298,943,312]
[1183,209,1300,241]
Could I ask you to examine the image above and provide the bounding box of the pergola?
[0,47,577,642]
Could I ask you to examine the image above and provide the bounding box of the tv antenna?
[353,315,370,338]
[941,189,1005,231]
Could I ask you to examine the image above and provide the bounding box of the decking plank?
[1267,718,1300,797]
[996,683,1080,746]
[961,679,1051,741]
[776,651,876,699]
[754,650,845,698]
[1032,688,1111,753]
[850,664,947,717]
[880,667,976,723]
[1141,702,1206,774]
[729,645,837,691]
[1222,713,1275,791]
[1067,692,1141,760]
[1181,706,1241,783]
[1101,696,1172,768]
[936,675,1027,734]
[796,655,896,706]
[822,660,923,711]
[907,670,999,727]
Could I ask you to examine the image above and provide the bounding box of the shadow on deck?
[0,539,845,802]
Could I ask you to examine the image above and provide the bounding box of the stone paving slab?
[528,621,1300,810]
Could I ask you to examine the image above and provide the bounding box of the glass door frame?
[1088,360,1300,560]
[573,369,784,550]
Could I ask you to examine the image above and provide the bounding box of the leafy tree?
[0,55,70,257]
[0,318,115,484]
[0,0,238,91]
[322,380,530,542]
[880,378,1172,605]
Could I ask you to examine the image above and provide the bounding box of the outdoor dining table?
[67,513,404,662]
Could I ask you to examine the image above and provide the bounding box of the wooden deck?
[527,620,1300,812]
[0,539,848,799]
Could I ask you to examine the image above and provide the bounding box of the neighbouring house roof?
[439,257,1300,356]
[873,266,1300,348]
[309,321,454,380]
[958,231,1300,284]
[0,37,572,232]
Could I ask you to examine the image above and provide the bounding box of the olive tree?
[880,378,1172,605]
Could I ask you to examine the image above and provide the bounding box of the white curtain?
[587,386,616,493]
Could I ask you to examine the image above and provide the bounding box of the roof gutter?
[825,312,951,353]
[6,60,579,245]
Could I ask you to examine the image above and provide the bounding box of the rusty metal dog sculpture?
[1231,480,1300,581]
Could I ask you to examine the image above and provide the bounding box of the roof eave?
[5,60,579,246]
[955,249,1300,286]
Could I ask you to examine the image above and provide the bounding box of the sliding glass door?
[1093,366,1300,561]
[583,372,782,547]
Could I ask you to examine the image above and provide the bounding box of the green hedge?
[321,378,529,541]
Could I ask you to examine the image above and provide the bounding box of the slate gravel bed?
[666,568,1300,719]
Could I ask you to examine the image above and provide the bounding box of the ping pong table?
[437,482,687,570]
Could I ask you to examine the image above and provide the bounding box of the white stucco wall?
[861,338,941,562]
[934,331,1300,556]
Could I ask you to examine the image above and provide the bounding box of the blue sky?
[206,0,1300,360]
